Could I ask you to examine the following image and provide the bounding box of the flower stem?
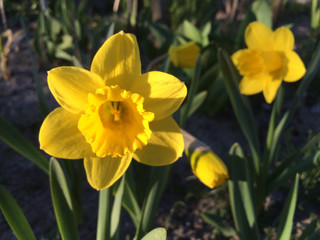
[96,188,112,240]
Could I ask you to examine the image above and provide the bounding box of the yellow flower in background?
[169,42,200,68]
[182,130,229,189]
[232,21,306,103]
[39,31,187,190]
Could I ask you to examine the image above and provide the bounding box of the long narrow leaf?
[0,116,49,174]
[110,175,126,239]
[218,48,261,174]
[134,166,171,240]
[267,151,320,194]
[49,157,79,240]
[228,143,260,240]
[276,174,299,240]
[0,184,36,240]
[122,171,141,228]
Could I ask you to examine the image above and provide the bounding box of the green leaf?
[54,49,73,61]
[141,228,167,240]
[180,56,201,128]
[180,91,207,119]
[177,20,202,44]
[56,34,73,50]
[228,143,260,240]
[106,22,115,40]
[134,166,171,240]
[0,184,36,240]
[218,48,261,174]
[0,116,49,174]
[110,175,126,239]
[200,213,237,237]
[276,175,299,240]
[122,173,141,228]
[251,0,272,28]
[50,157,79,240]
[267,152,320,196]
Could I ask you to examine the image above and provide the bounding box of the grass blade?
[0,184,36,240]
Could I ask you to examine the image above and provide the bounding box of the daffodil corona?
[232,22,306,103]
[39,31,187,190]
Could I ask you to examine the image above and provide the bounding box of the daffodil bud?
[182,130,229,189]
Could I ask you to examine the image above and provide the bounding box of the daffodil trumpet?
[39,31,187,190]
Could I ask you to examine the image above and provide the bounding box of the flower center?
[236,49,284,77]
[237,49,264,76]
[260,51,283,73]
[78,85,154,158]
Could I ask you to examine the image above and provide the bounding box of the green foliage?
[0,184,36,240]
[49,158,79,240]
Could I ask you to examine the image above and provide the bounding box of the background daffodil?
[39,31,187,190]
[169,42,200,68]
[232,21,306,103]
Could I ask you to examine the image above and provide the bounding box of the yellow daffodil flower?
[232,21,306,103]
[169,42,200,68]
[39,31,187,190]
[182,130,229,189]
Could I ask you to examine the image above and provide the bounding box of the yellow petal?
[48,67,105,114]
[188,150,229,189]
[239,75,264,95]
[245,22,273,50]
[39,107,93,159]
[168,42,200,68]
[263,76,282,103]
[272,27,294,51]
[91,31,141,90]
[130,71,187,120]
[133,116,184,166]
[283,51,306,82]
[84,154,132,190]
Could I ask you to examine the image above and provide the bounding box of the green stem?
[96,188,112,240]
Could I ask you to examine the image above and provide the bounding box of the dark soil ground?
[1,13,320,240]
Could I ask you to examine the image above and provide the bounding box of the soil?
[1,15,320,240]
